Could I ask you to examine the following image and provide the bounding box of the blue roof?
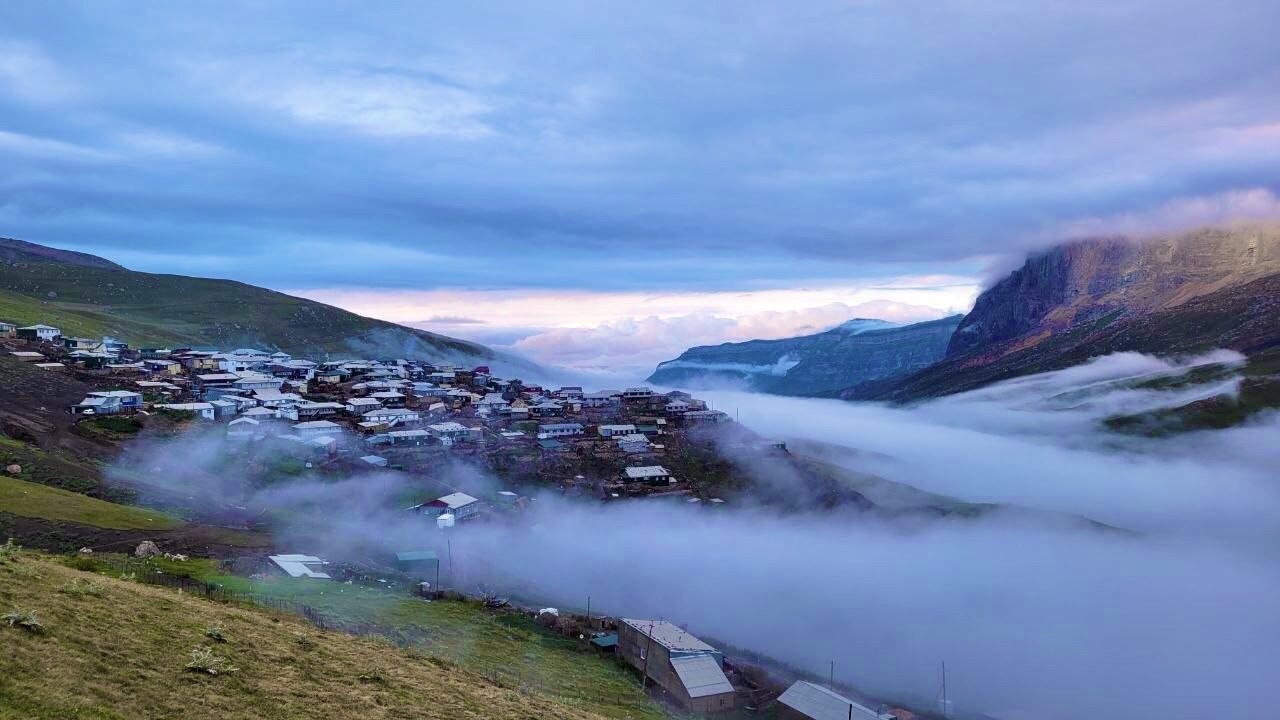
[395,550,439,563]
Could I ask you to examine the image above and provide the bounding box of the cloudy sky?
[2,1,1278,372]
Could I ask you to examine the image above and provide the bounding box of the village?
[0,320,906,720]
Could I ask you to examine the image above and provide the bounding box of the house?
[241,406,281,420]
[623,465,673,485]
[10,351,44,362]
[363,407,419,426]
[617,619,736,713]
[427,421,471,445]
[34,362,66,371]
[394,550,440,577]
[63,336,104,352]
[598,424,637,438]
[253,388,304,408]
[665,400,691,415]
[622,386,655,400]
[616,433,651,454]
[226,416,260,439]
[583,391,620,408]
[375,429,433,446]
[776,681,894,720]
[0,321,16,338]
[267,554,331,579]
[369,390,407,407]
[70,396,123,416]
[557,386,584,399]
[90,390,143,411]
[16,324,60,341]
[538,422,584,439]
[157,402,216,420]
[415,492,481,521]
[295,401,343,419]
[293,420,342,438]
[143,359,182,375]
[683,410,731,425]
[358,455,389,467]
[208,399,238,420]
[346,397,382,414]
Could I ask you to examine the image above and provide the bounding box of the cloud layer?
[1,1,1278,295]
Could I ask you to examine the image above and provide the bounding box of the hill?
[647,315,963,396]
[846,225,1280,402]
[0,549,641,720]
[0,237,537,374]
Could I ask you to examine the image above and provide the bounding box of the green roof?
[590,633,619,648]
[395,550,439,563]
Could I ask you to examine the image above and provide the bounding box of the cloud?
[1047,187,1280,240]
[104,350,1280,719]
[508,300,949,376]
[0,2,1278,292]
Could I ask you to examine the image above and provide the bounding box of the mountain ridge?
[845,224,1280,402]
[0,237,539,373]
[648,314,963,396]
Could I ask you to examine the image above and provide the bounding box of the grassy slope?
[143,559,664,719]
[0,474,180,530]
[0,551,616,720]
[0,259,495,362]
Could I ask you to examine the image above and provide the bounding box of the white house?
[538,422,584,439]
[598,424,637,438]
[623,465,673,484]
[416,492,482,521]
[363,408,420,426]
[157,402,216,420]
[17,324,60,341]
[428,421,472,445]
[293,420,343,438]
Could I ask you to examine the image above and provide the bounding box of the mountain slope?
[0,238,536,372]
[648,315,963,395]
[0,551,626,720]
[847,225,1280,402]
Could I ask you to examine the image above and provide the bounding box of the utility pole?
[640,620,656,691]
[829,660,834,689]
[586,595,591,623]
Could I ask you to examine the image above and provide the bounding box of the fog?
[110,351,1280,719]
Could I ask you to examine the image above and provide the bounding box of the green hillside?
[0,549,648,720]
[0,238,525,368]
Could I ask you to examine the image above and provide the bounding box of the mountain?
[0,237,537,373]
[647,315,963,396]
[845,224,1280,401]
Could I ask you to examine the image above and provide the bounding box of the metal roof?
[624,466,669,479]
[776,681,890,720]
[395,550,439,563]
[619,619,717,653]
[669,654,734,698]
[435,492,479,509]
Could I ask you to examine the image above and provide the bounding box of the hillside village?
[0,320,908,720]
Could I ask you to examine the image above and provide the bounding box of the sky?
[2,1,1279,371]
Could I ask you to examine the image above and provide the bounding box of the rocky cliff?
[648,315,963,396]
[847,224,1280,401]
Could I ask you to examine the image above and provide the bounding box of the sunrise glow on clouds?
[296,277,981,376]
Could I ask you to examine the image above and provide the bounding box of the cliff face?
[948,225,1280,360]
[648,315,963,396]
[847,224,1280,402]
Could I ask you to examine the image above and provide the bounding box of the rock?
[133,541,162,558]
[5,464,21,475]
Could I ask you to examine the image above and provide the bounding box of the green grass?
[0,474,180,530]
[0,258,490,360]
[0,551,623,719]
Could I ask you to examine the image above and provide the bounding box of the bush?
[0,538,20,564]
[57,579,105,598]
[357,670,387,685]
[203,625,227,643]
[293,633,316,650]
[185,645,237,675]
[2,609,44,633]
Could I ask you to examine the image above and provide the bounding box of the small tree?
[2,610,44,633]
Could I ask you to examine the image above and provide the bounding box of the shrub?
[203,625,227,643]
[357,670,387,685]
[57,579,105,598]
[293,633,316,650]
[185,646,237,675]
[0,538,20,563]
[67,556,100,572]
[2,609,44,633]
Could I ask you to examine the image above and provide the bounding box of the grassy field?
[100,557,666,719]
[0,550,622,719]
[0,474,180,530]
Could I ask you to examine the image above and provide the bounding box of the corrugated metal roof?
[776,681,888,720]
[619,619,717,653]
[669,654,734,698]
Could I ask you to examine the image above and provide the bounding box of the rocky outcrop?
[847,224,1280,402]
[648,315,963,396]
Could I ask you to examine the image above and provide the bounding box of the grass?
[0,550,636,719]
[185,567,663,718]
[0,474,180,530]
